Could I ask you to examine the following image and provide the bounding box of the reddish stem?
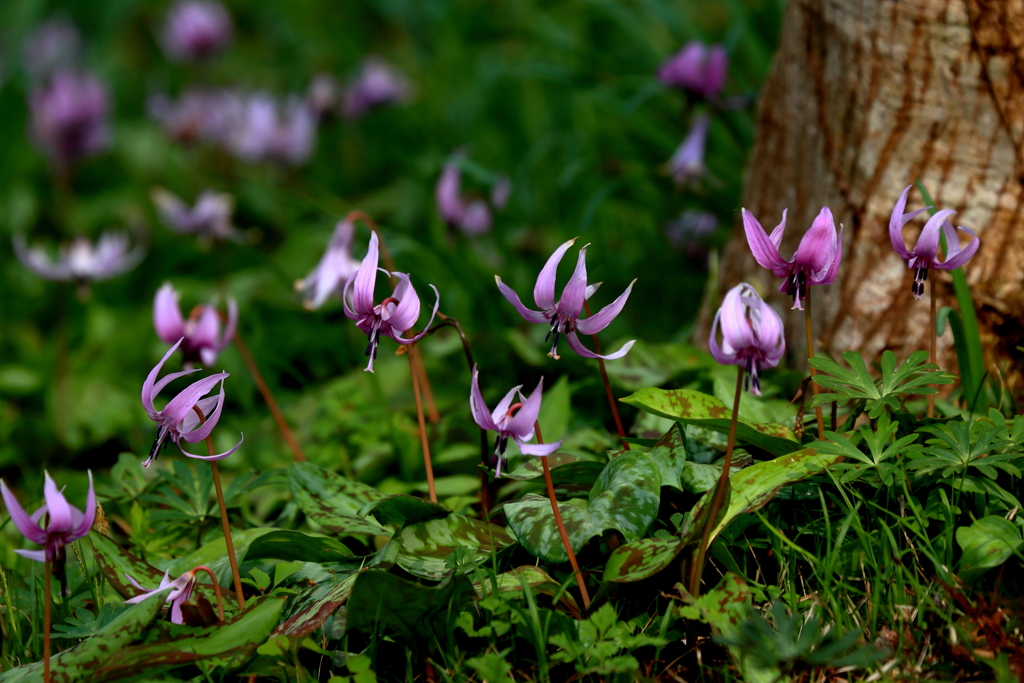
[193,565,225,621]
[43,559,51,683]
[408,350,437,503]
[804,287,825,440]
[929,277,936,418]
[582,301,629,450]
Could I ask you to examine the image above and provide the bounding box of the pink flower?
[295,218,362,310]
[888,186,980,299]
[658,42,728,99]
[30,70,110,168]
[668,113,709,186]
[741,207,843,310]
[13,232,144,283]
[1,471,95,562]
[152,188,241,242]
[342,57,411,120]
[125,568,200,624]
[709,283,785,395]
[153,283,237,367]
[162,0,233,63]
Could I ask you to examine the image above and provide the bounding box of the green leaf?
[699,573,783,683]
[273,573,359,637]
[621,388,800,456]
[473,565,579,612]
[345,571,476,646]
[503,452,606,487]
[52,606,128,640]
[0,593,165,683]
[956,516,1024,584]
[356,494,450,526]
[602,538,686,583]
[505,451,660,562]
[289,461,388,537]
[166,528,276,587]
[243,529,354,564]
[643,424,687,491]
[248,568,272,592]
[386,514,517,580]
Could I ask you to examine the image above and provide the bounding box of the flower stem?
[534,422,590,609]
[803,286,825,440]
[192,566,225,621]
[350,210,439,423]
[929,276,937,418]
[582,301,629,450]
[191,406,245,610]
[689,368,743,597]
[231,331,305,462]
[407,349,437,503]
[43,559,51,683]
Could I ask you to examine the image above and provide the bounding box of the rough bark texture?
[719,0,1024,394]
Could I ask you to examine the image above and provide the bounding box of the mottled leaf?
[602,538,687,583]
[699,574,781,683]
[957,516,1024,584]
[356,494,450,526]
[243,529,353,563]
[473,565,579,612]
[273,572,358,637]
[289,461,387,537]
[390,514,517,580]
[167,527,275,588]
[0,592,164,683]
[505,451,660,563]
[622,388,800,456]
[504,453,606,487]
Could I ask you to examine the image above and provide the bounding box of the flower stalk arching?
[191,404,245,609]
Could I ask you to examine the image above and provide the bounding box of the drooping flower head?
[342,57,411,120]
[668,113,710,187]
[470,366,561,477]
[658,41,728,99]
[148,88,241,144]
[14,232,144,284]
[141,338,243,467]
[742,207,843,310]
[295,218,362,310]
[161,0,233,63]
[343,232,439,373]
[152,188,241,242]
[435,152,508,237]
[154,283,237,368]
[496,238,636,360]
[30,70,110,168]
[124,568,202,624]
[888,185,980,299]
[709,283,785,395]
[1,471,95,563]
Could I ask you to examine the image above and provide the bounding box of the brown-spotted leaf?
[289,461,387,537]
[602,538,687,583]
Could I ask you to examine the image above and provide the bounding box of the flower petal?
[717,285,755,352]
[888,186,914,260]
[564,331,635,360]
[496,277,548,324]
[742,209,789,272]
[142,338,185,415]
[179,382,226,443]
[15,549,47,562]
[179,433,243,461]
[491,385,523,428]
[792,207,837,274]
[812,222,844,286]
[507,378,544,438]
[935,223,980,270]
[708,309,737,365]
[469,366,499,431]
[0,479,47,544]
[534,238,577,311]
[517,440,562,456]
[556,244,589,318]
[914,209,957,267]
[576,279,635,336]
[386,273,421,333]
[71,471,96,539]
[392,285,440,345]
[161,372,229,428]
[42,471,74,533]
[350,232,380,315]
[154,284,186,345]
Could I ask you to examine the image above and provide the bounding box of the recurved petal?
[717,285,755,352]
[154,284,186,344]
[496,277,548,324]
[469,366,499,431]
[741,209,789,271]
[936,223,980,270]
[14,549,47,562]
[0,479,47,544]
[179,433,244,461]
[534,237,577,311]
[556,245,590,317]
[179,383,225,443]
[385,273,421,333]
[888,186,914,260]
[42,471,74,533]
[161,372,228,427]
[491,385,522,428]
[755,299,786,366]
[768,208,788,249]
[813,222,844,286]
[915,209,958,265]
[506,378,544,438]
[708,309,737,366]
[350,232,380,315]
[565,331,635,360]
[576,279,635,336]
[220,299,238,350]
[142,338,185,414]
[71,471,96,539]
[392,285,440,344]
[793,207,837,274]
[517,440,562,456]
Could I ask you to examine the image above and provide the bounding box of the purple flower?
[470,366,561,477]
[14,232,144,283]
[742,207,843,310]
[30,70,110,168]
[342,57,411,120]
[658,41,728,99]
[125,569,199,624]
[148,88,241,144]
[154,283,237,368]
[665,210,718,253]
[141,338,243,467]
[307,73,340,118]
[889,186,980,299]
[343,232,439,373]
[435,152,509,236]
[1,471,95,563]
[459,200,493,236]
[228,94,317,166]
[491,178,512,210]
[496,238,636,360]
[436,162,467,226]
[296,219,363,310]
[152,187,241,242]
[22,18,81,81]
[162,0,233,63]
[709,283,785,396]
[668,113,709,187]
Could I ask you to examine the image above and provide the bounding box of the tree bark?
[718,0,1024,395]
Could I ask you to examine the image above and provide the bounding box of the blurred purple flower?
[459,200,493,236]
[496,238,636,360]
[229,94,317,166]
[30,70,110,168]
[491,178,512,210]
[435,155,507,237]
[888,185,980,299]
[125,568,199,624]
[658,41,728,99]
[668,113,709,186]
[343,232,439,373]
[141,338,243,467]
[152,187,241,242]
[307,73,340,118]
[470,367,561,477]
[162,0,233,63]
[295,218,362,310]
[154,283,237,368]
[342,57,411,120]
[1,471,95,563]
[22,18,81,81]
[742,207,843,310]
[709,283,785,395]
[14,232,144,283]
[665,210,718,253]
[148,88,241,144]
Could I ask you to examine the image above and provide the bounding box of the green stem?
[929,277,937,418]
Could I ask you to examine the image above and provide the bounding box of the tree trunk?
[718,0,1024,395]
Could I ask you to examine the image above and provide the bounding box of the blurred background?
[0,0,785,507]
